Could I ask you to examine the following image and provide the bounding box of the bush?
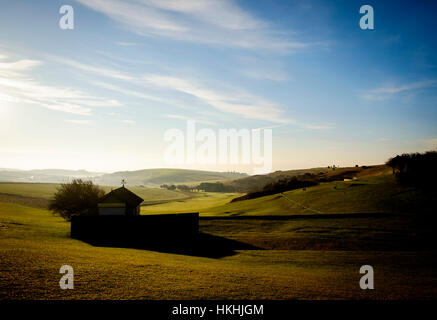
[49,179,105,221]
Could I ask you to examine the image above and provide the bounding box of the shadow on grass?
[81,232,261,258]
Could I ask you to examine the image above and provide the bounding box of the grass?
[1,172,436,299]
[1,171,415,217]
[1,201,436,299]
[222,164,391,192]
[0,182,190,203]
[139,173,426,217]
[95,168,246,186]
[141,192,239,215]
[0,182,60,199]
[202,174,436,216]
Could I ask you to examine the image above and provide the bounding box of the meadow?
[0,173,436,299]
[0,182,189,205]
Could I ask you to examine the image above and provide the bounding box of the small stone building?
[98,186,143,216]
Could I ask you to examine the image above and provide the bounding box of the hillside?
[0,168,247,186]
[149,173,435,216]
[223,164,390,192]
[0,182,191,209]
[94,168,247,186]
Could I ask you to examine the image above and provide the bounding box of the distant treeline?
[161,182,236,192]
[231,168,367,202]
[231,173,320,202]
[386,150,437,190]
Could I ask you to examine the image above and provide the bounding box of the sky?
[0,0,436,173]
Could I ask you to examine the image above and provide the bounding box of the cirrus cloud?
[75,0,311,52]
[0,54,122,115]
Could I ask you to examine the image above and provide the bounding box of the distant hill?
[0,168,247,186]
[0,169,103,183]
[94,168,247,186]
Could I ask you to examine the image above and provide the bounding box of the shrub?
[49,179,105,221]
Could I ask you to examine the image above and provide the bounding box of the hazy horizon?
[0,161,387,175]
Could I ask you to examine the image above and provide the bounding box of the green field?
[0,182,60,199]
[1,173,436,299]
[1,201,436,299]
[141,192,239,215]
[141,174,436,217]
[204,175,436,216]
[0,182,189,202]
[94,168,247,186]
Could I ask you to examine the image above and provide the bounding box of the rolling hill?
[203,173,436,216]
[140,169,435,217]
[0,168,247,186]
[0,169,103,183]
[222,164,391,192]
[94,168,247,186]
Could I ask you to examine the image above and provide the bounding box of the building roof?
[98,186,144,207]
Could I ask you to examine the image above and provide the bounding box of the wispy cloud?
[141,74,292,123]
[359,80,436,100]
[0,54,122,115]
[163,114,217,126]
[0,92,20,103]
[52,56,292,123]
[49,56,135,81]
[75,0,310,52]
[0,59,42,72]
[92,81,168,103]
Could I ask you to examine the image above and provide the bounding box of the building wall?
[125,205,140,216]
[70,213,200,244]
[99,207,125,216]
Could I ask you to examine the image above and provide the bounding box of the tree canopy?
[386,150,437,190]
[49,179,105,221]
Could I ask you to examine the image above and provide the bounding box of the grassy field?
[0,182,189,203]
[141,192,239,215]
[1,173,419,217]
[0,182,60,199]
[221,164,391,192]
[202,174,436,216]
[95,168,247,186]
[139,174,437,217]
[1,171,436,299]
[1,201,436,299]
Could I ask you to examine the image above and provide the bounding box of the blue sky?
[0,0,436,173]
